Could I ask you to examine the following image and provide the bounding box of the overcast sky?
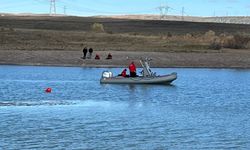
[0,0,249,17]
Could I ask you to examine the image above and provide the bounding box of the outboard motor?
[102,71,113,78]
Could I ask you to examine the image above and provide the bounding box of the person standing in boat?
[129,61,137,77]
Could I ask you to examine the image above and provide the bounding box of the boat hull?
[100,72,177,84]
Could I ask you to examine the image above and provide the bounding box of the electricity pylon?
[50,0,56,16]
[157,4,171,20]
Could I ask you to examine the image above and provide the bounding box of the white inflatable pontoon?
[100,58,177,84]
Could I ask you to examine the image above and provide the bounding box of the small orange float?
[45,88,52,93]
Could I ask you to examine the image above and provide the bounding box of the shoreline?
[0,50,250,69]
[1,63,250,69]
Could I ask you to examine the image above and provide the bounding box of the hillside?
[100,15,250,24]
[1,15,250,68]
[1,15,250,52]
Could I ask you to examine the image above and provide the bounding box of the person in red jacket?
[95,54,100,60]
[118,69,128,77]
[121,69,127,77]
[106,53,112,59]
[129,61,137,77]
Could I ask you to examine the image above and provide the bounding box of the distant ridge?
[1,12,250,24]
[97,14,250,25]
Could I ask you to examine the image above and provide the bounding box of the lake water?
[0,65,250,149]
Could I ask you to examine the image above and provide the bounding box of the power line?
[181,7,185,21]
[58,0,156,15]
[0,2,33,10]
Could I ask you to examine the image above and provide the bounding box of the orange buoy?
[45,88,52,93]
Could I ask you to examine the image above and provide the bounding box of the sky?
[0,0,250,17]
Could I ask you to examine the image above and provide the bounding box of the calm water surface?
[0,65,250,149]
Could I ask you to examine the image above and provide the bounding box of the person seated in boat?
[118,69,128,77]
[95,54,100,60]
[129,61,137,77]
[106,53,112,59]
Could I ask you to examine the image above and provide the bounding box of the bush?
[167,32,172,37]
[246,41,250,49]
[205,30,216,37]
[184,33,193,39]
[9,28,15,32]
[209,39,222,50]
[91,23,105,32]
[204,30,216,43]
[223,34,250,49]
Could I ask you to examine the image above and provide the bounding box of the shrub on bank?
[246,41,250,49]
[91,23,105,32]
[205,30,216,37]
[0,27,15,32]
[223,34,250,49]
[209,39,222,50]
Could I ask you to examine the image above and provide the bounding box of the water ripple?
[0,66,250,149]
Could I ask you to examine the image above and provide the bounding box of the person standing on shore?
[129,61,137,77]
[88,48,93,59]
[82,47,88,59]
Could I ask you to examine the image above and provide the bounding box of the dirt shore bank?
[0,50,250,68]
[1,16,250,69]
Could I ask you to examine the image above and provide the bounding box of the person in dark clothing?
[88,48,93,59]
[106,53,112,59]
[82,47,88,59]
[95,54,100,60]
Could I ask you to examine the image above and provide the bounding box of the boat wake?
[0,100,76,107]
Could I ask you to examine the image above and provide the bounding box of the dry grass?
[1,16,250,52]
[1,28,249,52]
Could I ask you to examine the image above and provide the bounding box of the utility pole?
[181,7,185,21]
[64,6,67,16]
[50,0,56,16]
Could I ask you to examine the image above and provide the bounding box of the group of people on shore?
[82,47,93,59]
[119,61,137,77]
[82,47,112,60]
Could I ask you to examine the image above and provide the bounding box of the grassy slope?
[1,15,250,52]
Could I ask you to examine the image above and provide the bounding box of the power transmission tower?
[157,4,171,20]
[50,0,56,16]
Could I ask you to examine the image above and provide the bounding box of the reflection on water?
[0,65,250,149]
